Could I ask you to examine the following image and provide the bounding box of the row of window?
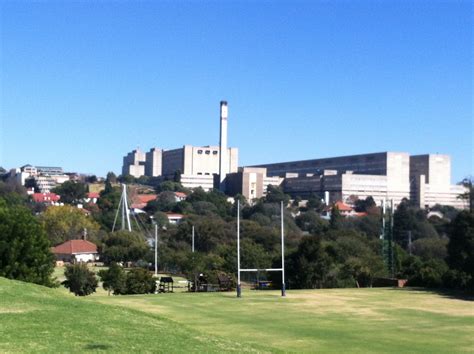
[197,172,211,175]
[197,150,218,155]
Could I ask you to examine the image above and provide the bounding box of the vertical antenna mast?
[112,184,132,232]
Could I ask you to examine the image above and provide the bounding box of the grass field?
[1,276,473,353]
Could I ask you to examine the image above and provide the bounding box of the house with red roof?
[52,239,99,263]
[32,192,60,204]
[166,212,184,224]
[130,194,157,210]
[174,192,187,201]
[322,201,367,219]
[84,192,100,204]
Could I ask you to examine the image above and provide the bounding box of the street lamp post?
[154,223,158,276]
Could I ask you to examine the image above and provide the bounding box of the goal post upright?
[237,199,241,298]
[281,201,286,297]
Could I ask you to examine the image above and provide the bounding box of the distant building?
[226,167,283,201]
[32,192,61,204]
[11,165,70,193]
[130,194,157,210]
[166,212,184,224]
[122,149,146,178]
[250,152,468,209]
[409,154,467,209]
[321,201,368,219]
[84,192,100,204]
[52,240,99,263]
[122,101,238,191]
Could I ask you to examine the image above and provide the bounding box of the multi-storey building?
[122,102,239,191]
[11,165,70,193]
[122,149,146,178]
[250,152,467,209]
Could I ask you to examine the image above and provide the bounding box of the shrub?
[98,263,126,295]
[63,264,98,296]
[123,268,156,294]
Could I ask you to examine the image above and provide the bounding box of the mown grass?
[1,276,473,353]
[90,287,474,353]
[0,277,256,353]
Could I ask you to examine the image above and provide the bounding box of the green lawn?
[0,277,252,353]
[1,276,473,353]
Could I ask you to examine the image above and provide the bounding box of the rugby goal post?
[236,200,286,297]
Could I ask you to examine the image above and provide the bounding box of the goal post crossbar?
[240,268,283,272]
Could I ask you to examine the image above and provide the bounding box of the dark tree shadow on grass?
[387,287,474,301]
[84,343,111,351]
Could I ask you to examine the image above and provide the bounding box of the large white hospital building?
[122,101,468,209]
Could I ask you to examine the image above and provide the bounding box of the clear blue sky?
[1,1,472,181]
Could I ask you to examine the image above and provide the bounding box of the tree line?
[0,174,473,293]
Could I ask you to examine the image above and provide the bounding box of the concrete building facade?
[122,149,146,178]
[11,165,70,193]
[145,148,162,177]
[410,154,467,209]
[226,167,283,201]
[251,152,467,209]
[122,101,238,191]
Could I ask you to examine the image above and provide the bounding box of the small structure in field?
[159,277,174,293]
[52,240,99,263]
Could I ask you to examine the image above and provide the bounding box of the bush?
[98,263,126,295]
[63,264,98,296]
[123,268,156,294]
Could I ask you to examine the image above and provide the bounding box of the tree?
[24,177,40,193]
[329,205,343,230]
[173,170,182,183]
[85,175,98,183]
[411,237,448,261]
[106,171,117,183]
[98,262,126,295]
[123,268,156,294]
[63,264,98,296]
[446,211,474,288]
[401,257,448,288]
[52,181,87,204]
[102,231,149,264]
[0,180,28,205]
[0,200,55,286]
[393,201,440,248]
[306,194,324,212]
[458,177,473,212]
[326,231,386,287]
[265,185,290,205]
[95,184,122,229]
[152,211,169,228]
[40,205,102,246]
[354,197,376,213]
[156,180,184,193]
[295,211,328,234]
[287,236,332,289]
[145,191,176,213]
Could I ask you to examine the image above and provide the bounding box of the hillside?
[0,277,252,353]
